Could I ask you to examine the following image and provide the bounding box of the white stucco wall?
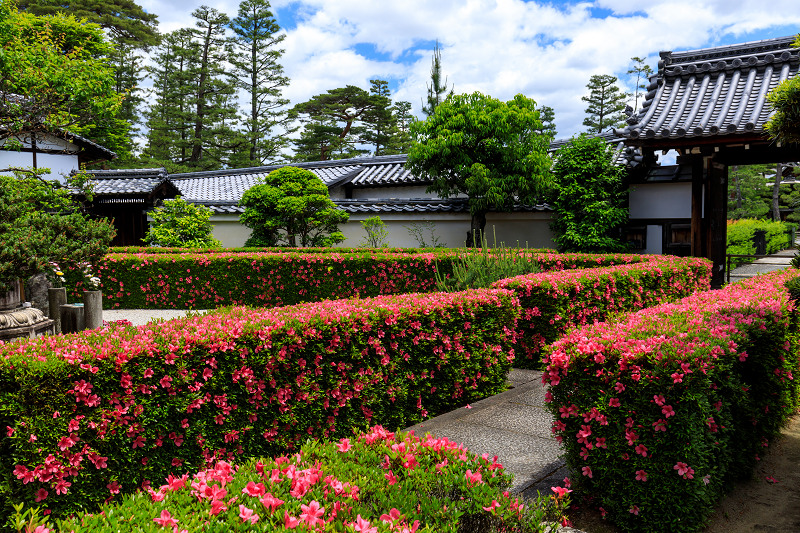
[210,215,251,247]
[628,183,692,219]
[644,225,663,254]
[0,150,79,183]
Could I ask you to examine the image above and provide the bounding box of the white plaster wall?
[485,212,556,250]
[338,213,470,248]
[0,150,79,183]
[629,183,692,219]
[351,186,435,199]
[210,216,251,248]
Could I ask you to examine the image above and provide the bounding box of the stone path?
[727,247,795,283]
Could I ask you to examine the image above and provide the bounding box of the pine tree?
[421,40,453,117]
[230,0,291,165]
[291,85,379,161]
[188,6,241,169]
[18,0,159,46]
[142,29,199,171]
[537,105,557,138]
[627,56,653,113]
[387,100,413,154]
[361,79,395,156]
[582,74,629,134]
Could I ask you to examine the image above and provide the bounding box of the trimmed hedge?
[0,289,519,520]
[54,427,567,532]
[727,219,794,266]
[544,269,800,533]
[77,250,659,310]
[493,256,712,367]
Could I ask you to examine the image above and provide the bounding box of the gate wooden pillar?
[706,156,728,289]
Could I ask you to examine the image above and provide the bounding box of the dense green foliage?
[549,134,629,253]
[494,256,712,367]
[0,289,519,520]
[582,74,628,133]
[229,0,291,166]
[359,216,389,248]
[766,34,800,144]
[144,197,221,248]
[545,269,800,532]
[407,92,553,242]
[54,429,566,532]
[0,0,130,158]
[726,219,794,266]
[435,238,541,292]
[0,172,114,292]
[239,167,348,247]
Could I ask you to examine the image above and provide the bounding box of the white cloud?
[137,0,800,142]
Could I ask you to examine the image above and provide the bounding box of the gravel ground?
[102,309,209,326]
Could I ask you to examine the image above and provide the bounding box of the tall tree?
[229,0,291,165]
[387,100,413,154]
[142,29,199,171]
[291,85,379,161]
[627,56,653,113]
[582,74,628,133]
[407,92,553,243]
[421,40,453,117]
[766,34,800,145]
[536,105,557,138]
[361,79,395,156]
[188,5,241,168]
[727,164,771,220]
[0,1,129,157]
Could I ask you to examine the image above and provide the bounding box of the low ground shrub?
[0,289,519,521]
[50,426,568,532]
[544,269,800,533]
[727,219,794,266]
[493,256,712,367]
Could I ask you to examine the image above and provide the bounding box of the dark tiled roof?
[335,154,429,187]
[620,36,800,142]
[78,168,173,196]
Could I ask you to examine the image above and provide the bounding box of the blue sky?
[140,0,800,139]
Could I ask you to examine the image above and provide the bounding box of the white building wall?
[628,183,692,219]
[0,150,79,183]
[644,225,663,255]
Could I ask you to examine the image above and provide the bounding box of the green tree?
[0,1,130,157]
[728,164,772,220]
[144,197,221,248]
[230,0,291,165]
[239,166,349,247]
[407,92,553,243]
[362,79,396,156]
[290,85,379,161]
[582,74,629,133]
[627,56,653,113]
[359,216,389,247]
[18,0,159,46]
[549,134,629,253]
[388,100,413,154]
[766,35,800,145]
[0,170,115,292]
[421,39,453,117]
[142,29,199,171]
[187,5,242,169]
[536,105,557,138]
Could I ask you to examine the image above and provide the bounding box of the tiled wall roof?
[620,36,800,141]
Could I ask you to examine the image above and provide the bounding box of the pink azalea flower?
[153,509,178,527]
[35,488,48,502]
[630,505,640,515]
[260,492,284,512]
[299,500,325,528]
[284,512,300,529]
[239,504,259,524]
[465,469,482,485]
[635,470,648,482]
[336,438,351,452]
[482,499,501,512]
[551,486,572,498]
[353,515,377,533]
[581,466,593,478]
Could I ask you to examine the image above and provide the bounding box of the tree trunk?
[773,163,782,222]
[467,211,487,248]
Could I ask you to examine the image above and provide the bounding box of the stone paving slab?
[405,370,565,494]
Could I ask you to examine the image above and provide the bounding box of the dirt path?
[702,412,800,532]
[567,413,800,532]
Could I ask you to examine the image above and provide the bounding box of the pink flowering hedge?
[544,269,800,533]
[54,426,567,532]
[493,256,712,368]
[0,289,519,520]
[72,250,671,310]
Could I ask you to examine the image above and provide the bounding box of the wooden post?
[691,156,704,257]
[706,156,728,289]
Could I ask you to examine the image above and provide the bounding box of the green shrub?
[0,289,519,520]
[144,197,222,248]
[493,256,713,367]
[544,269,800,532]
[53,427,568,532]
[726,219,794,266]
[359,216,389,248]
